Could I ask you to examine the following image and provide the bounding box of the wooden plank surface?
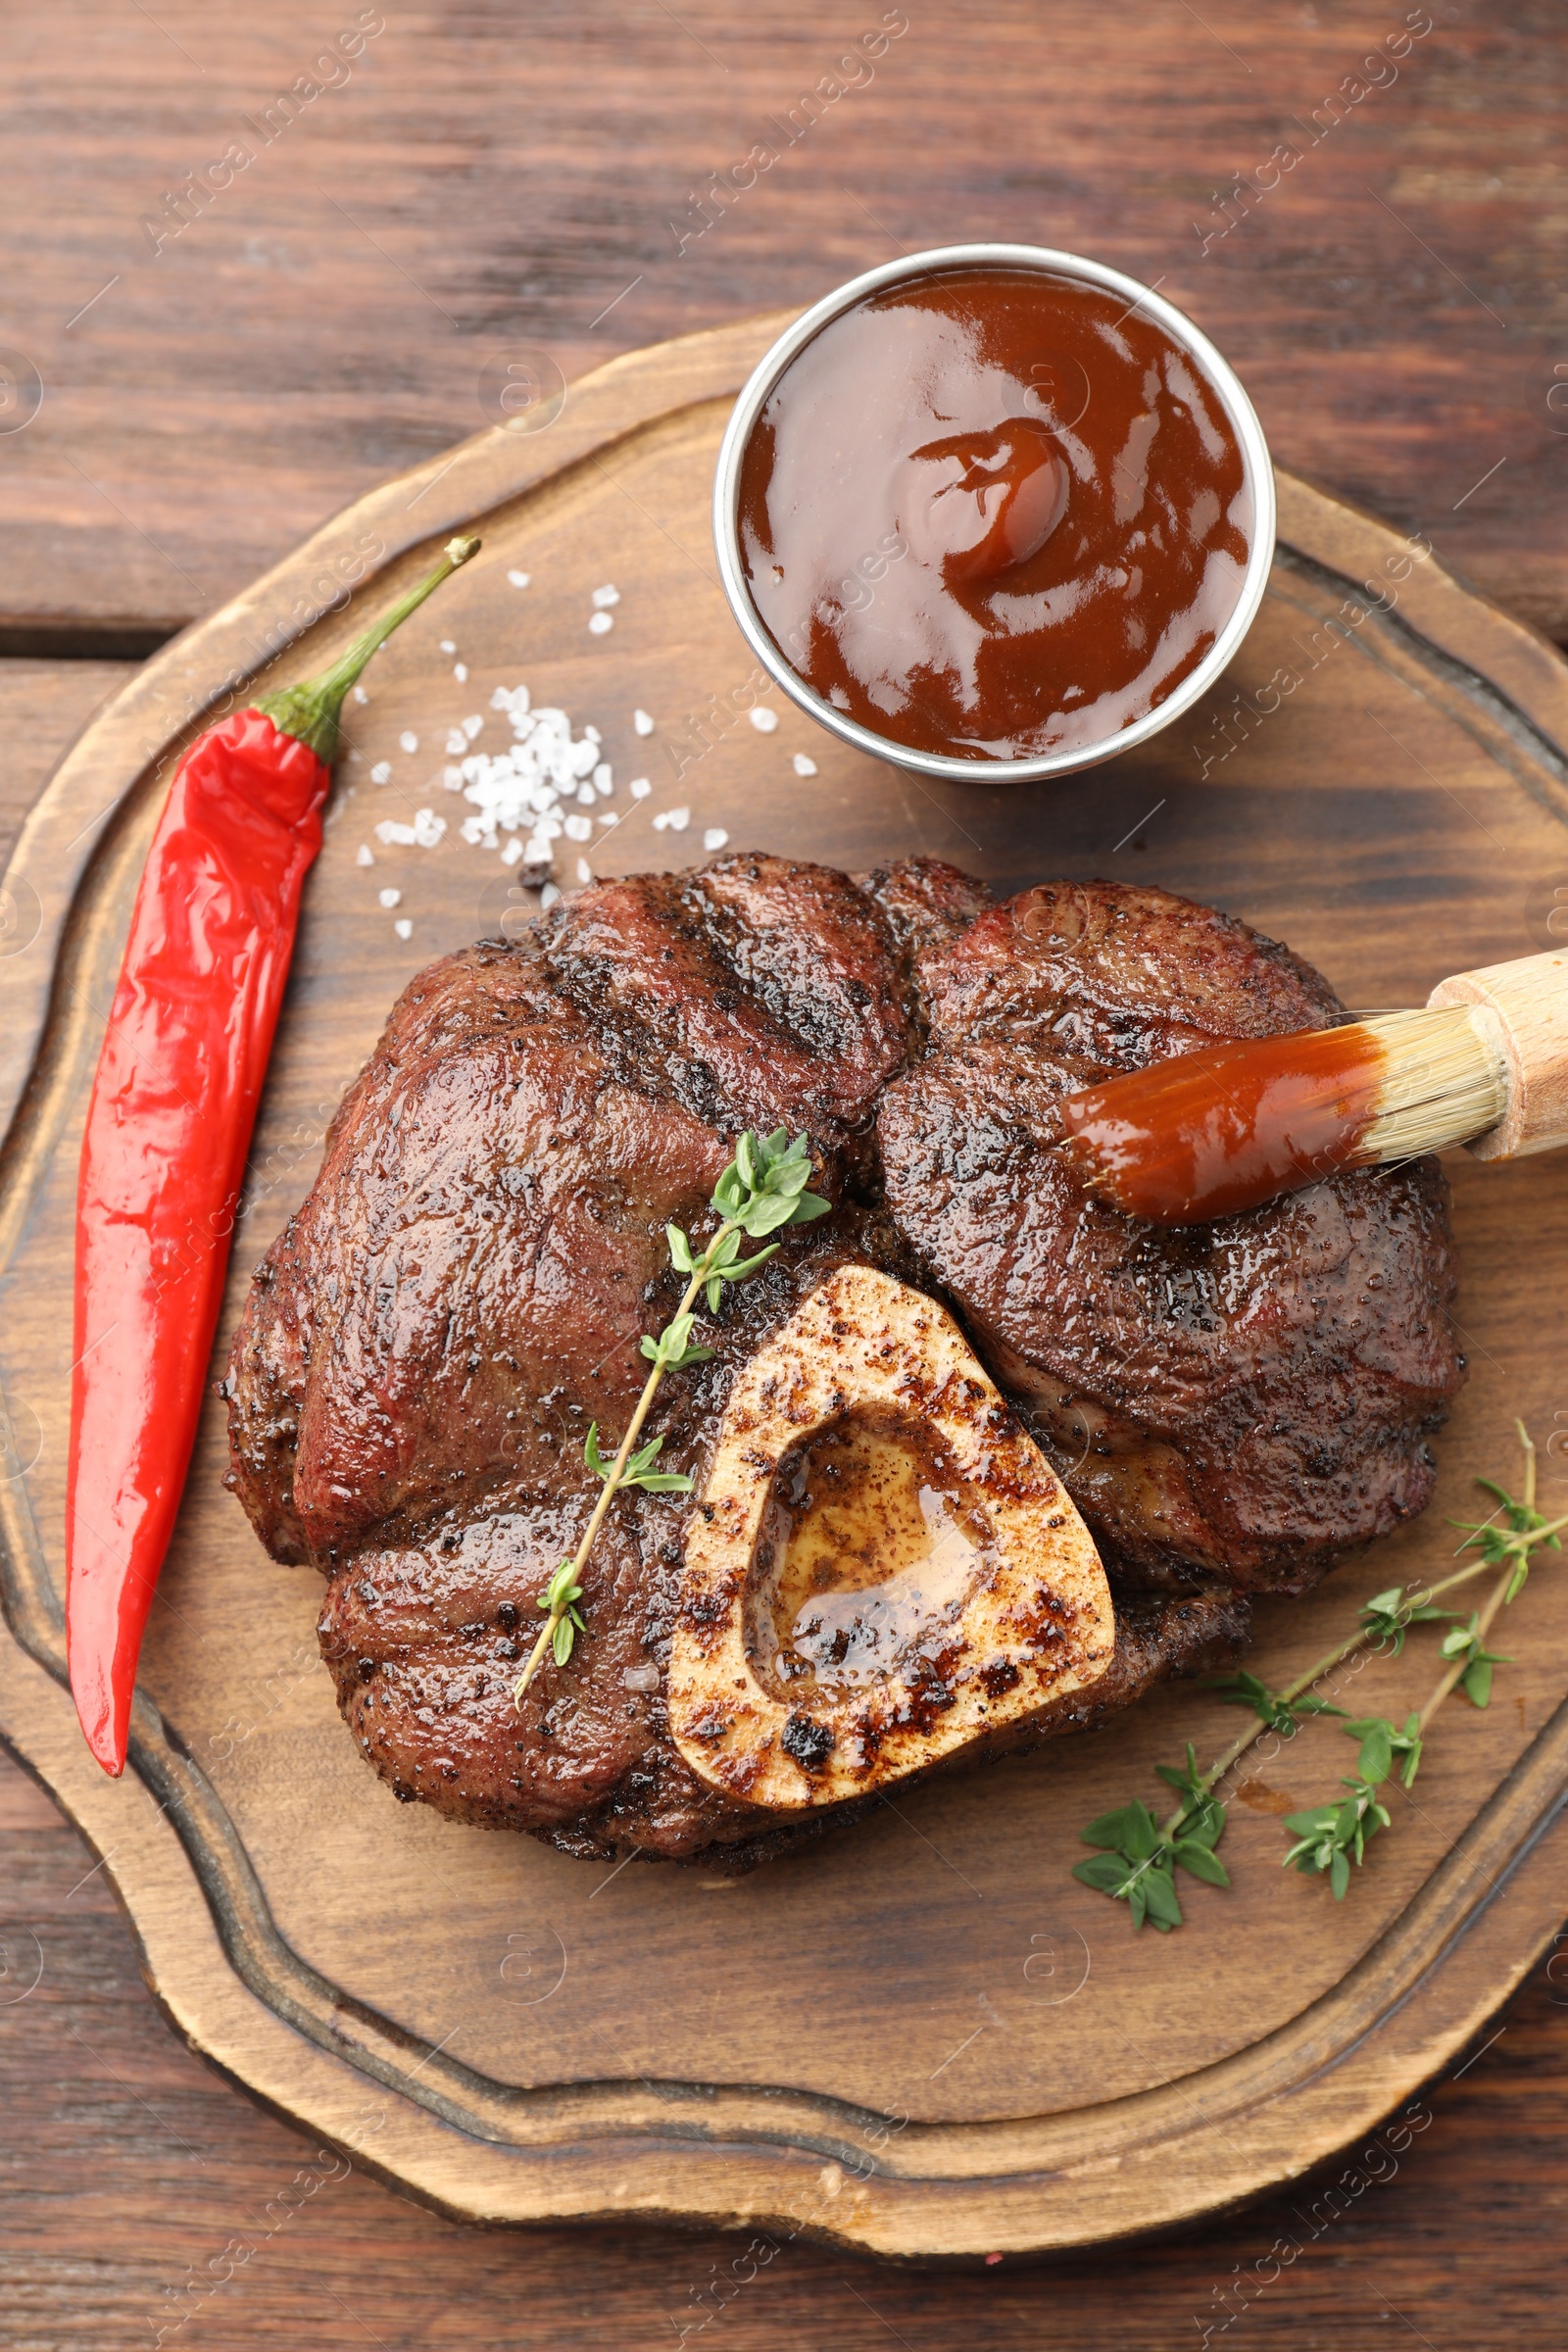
[4,1737,1568,2342]
[2,1,1566,647]
[7,297,1568,2278]
[2,636,1567,2326]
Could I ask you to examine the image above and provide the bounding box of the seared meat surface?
[225,858,1462,1862]
[878,881,1462,1592]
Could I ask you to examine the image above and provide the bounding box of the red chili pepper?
[66,533,480,1775]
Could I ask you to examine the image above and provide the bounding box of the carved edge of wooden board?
[6,316,1568,2256]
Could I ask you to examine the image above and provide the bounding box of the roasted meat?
[224,858,1463,1863]
[877,880,1463,1593]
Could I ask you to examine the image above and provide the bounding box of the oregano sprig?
[1075,1423,1566,1930]
[513,1128,829,1705]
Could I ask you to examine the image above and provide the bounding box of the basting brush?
[1056,948,1568,1226]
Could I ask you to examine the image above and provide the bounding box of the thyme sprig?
[512,1128,829,1705]
[1074,1424,1565,1930]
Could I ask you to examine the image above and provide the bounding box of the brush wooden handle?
[1428,950,1568,1160]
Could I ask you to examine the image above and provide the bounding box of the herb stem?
[513,1226,740,1701]
[1158,1543,1540,1839]
[1416,1426,1548,1736]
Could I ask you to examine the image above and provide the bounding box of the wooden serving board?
[4,315,1568,2262]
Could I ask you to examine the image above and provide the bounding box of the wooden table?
[3,2,1567,2339]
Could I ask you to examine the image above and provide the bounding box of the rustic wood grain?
[5,316,1568,2267]
[4,613,1568,2325]
[1,1,1565,646]
[4,1744,1568,2348]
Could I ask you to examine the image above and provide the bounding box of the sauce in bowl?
[736,265,1253,762]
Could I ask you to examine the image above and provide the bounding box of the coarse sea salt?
[370,760,392,785]
[454,662,468,682]
[587,612,613,636]
[591,584,620,609]
[653,807,690,833]
[399,730,418,754]
[378,887,402,909]
[633,709,655,736]
[507,569,531,588]
[629,776,652,800]
[374,808,446,850]
[352,685,369,705]
[439,639,456,654]
[394,917,414,941]
[356,844,374,867]
[703,827,729,852]
[792,752,818,777]
[451,681,609,876]
[576,858,593,883]
[748,706,778,733]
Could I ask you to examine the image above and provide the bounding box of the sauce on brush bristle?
[1057,1024,1390,1224]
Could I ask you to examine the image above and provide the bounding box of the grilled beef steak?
[225,858,1462,1864]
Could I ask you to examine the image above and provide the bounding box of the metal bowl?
[711,243,1276,786]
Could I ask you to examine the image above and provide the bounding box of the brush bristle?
[1360,1005,1507,1161]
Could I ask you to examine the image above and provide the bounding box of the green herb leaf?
[1438,1615,1509,1709]
[1280,1777,1392,1893]
[1357,1584,1453,1655]
[1205,1668,1347,1735]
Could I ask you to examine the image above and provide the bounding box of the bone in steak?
[224,858,1463,1865]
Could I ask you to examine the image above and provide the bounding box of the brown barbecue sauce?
[1056,1024,1389,1225]
[737,266,1251,760]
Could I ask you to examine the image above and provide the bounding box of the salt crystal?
[412,808,446,848]
[394,917,413,941]
[462,713,484,741]
[591,584,620,609]
[703,827,729,852]
[454,662,468,682]
[356,844,374,867]
[598,809,619,826]
[370,760,392,784]
[375,820,417,847]
[378,887,402,909]
[592,761,612,793]
[576,858,593,883]
[442,765,465,791]
[445,727,468,756]
[653,807,690,833]
[501,838,524,867]
[629,776,652,801]
[507,569,531,588]
[576,783,596,807]
[792,752,818,777]
[584,724,601,744]
[399,730,418,754]
[587,612,613,637]
[633,709,655,737]
[352,685,369,705]
[439,639,456,654]
[564,813,593,842]
[540,882,561,908]
[748,706,778,734]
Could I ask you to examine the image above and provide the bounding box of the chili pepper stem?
[513,1216,747,1705]
[256,534,480,762]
